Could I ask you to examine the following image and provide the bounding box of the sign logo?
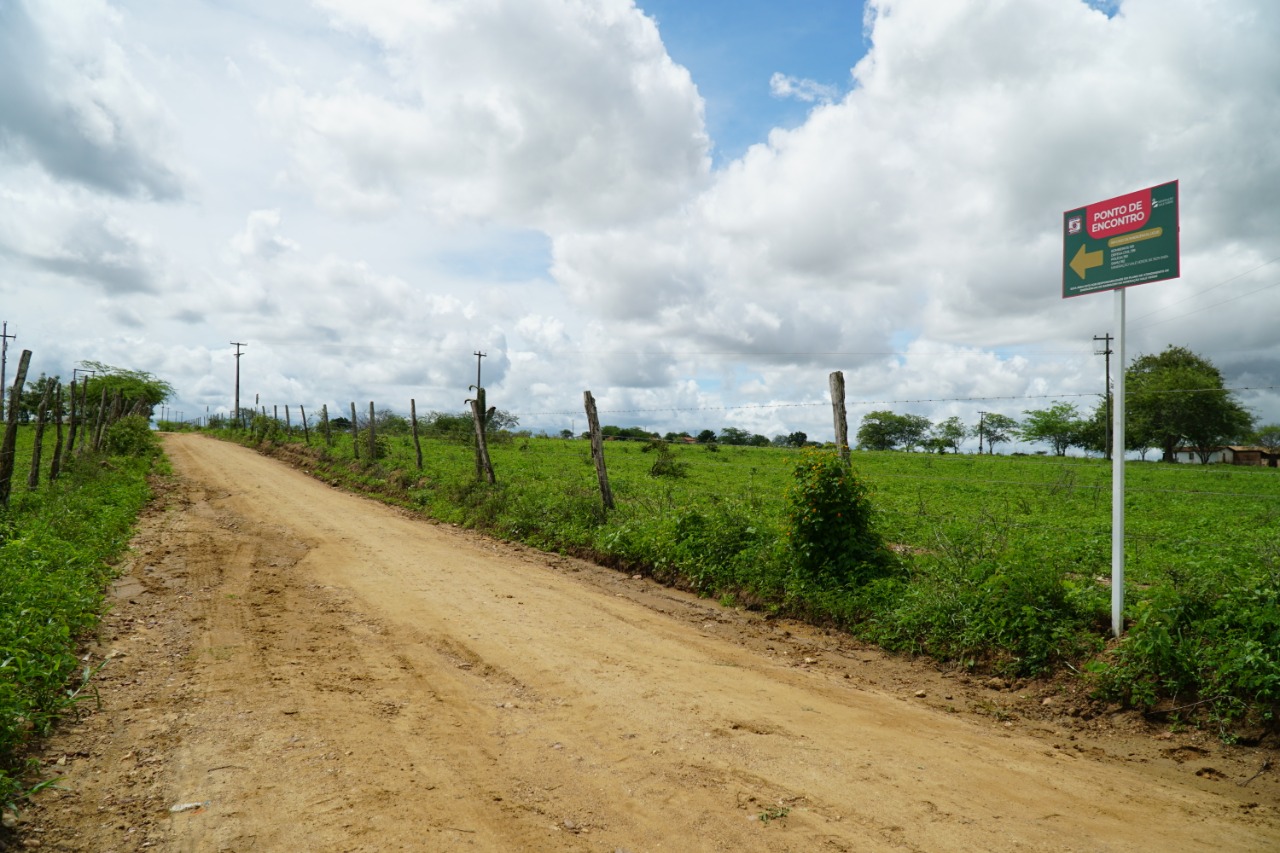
[1067,216,1082,235]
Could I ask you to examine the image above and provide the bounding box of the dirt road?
[12,433,1279,851]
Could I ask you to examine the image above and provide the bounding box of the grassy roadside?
[225,426,1280,741]
[0,419,160,817]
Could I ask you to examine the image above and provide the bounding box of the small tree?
[1019,402,1084,456]
[927,416,967,454]
[785,451,895,594]
[1253,424,1280,455]
[975,413,1019,454]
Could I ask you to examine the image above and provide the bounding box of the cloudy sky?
[2,0,1277,448]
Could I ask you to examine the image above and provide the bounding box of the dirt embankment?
[6,433,1278,852]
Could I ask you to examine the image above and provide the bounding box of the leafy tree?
[786,431,808,448]
[1019,402,1084,456]
[77,361,173,421]
[974,412,1018,454]
[663,430,691,442]
[925,416,966,454]
[559,428,574,439]
[1127,346,1253,462]
[856,411,899,450]
[20,374,62,423]
[1252,424,1280,455]
[696,429,717,444]
[856,411,931,451]
[719,427,753,445]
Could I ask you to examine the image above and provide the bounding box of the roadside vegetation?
[223,412,1280,741]
[1,366,166,819]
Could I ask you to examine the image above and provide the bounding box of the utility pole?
[1094,334,1114,461]
[977,410,988,455]
[231,342,247,428]
[0,322,15,422]
[474,350,486,389]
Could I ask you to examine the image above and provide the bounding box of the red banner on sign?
[1086,187,1151,240]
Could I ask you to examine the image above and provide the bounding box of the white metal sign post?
[1111,291,1125,637]
[1063,181,1179,637]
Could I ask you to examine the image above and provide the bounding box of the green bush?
[784,451,895,597]
[102,415,159,458]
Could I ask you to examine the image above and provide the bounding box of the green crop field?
[242,423,1280,736]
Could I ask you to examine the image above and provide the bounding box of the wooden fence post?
[91,387,109,452]
[27,381,52,489]
[299,405,310,444]
[467,389,496,484]
[321,404,331,446]
[350,402,359,459]
[583,390,615,511]
[368,402,377,460]
[66,377,78,455]
[285,405,292,435]
[50,382,64,481]
[0,350,33,507]
[410,398,423,471]
[830,370,850,464]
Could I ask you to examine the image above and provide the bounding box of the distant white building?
[1173,445,1277,467]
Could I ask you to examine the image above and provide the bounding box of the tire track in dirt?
[11,433,1279,852]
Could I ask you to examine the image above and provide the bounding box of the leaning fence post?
[583,390,615,511]
[0,350,33,507]
[299,405,311,445]
[28,381,52,489]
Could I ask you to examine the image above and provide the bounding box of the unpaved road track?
[13,434,1279,851]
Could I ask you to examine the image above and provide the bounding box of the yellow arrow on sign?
[1070,244,1104,279]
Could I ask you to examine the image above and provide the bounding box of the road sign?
[1062,181,1179,298]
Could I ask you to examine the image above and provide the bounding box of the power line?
[509,385,1279,419]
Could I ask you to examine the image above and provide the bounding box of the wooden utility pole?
[829,371,850,464]
[0,323,14,422]
[583,390,614,511]
[410,398,423,470]
[1094,333,1114,460]
[231,342,246,428]
[0,350,32,507]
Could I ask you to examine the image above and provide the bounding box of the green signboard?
[1062,181,1179,298]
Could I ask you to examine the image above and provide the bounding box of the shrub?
[784,451,895,597]
[102,415,159,458]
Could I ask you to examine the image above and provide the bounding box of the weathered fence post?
[410,398,423,471]
[350,402,359,459]
[50,382,64,481]
[368,402,377,460]
[0,350,33,507]
[66,377,78,455]
[27,381,52,489]
[830,370,850,464]
[321,404,331,446]
[285,405,292,436]
[299,405,310,445]
[583,390,615,511]
[467,388,496,484]
[91,387,109,452]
